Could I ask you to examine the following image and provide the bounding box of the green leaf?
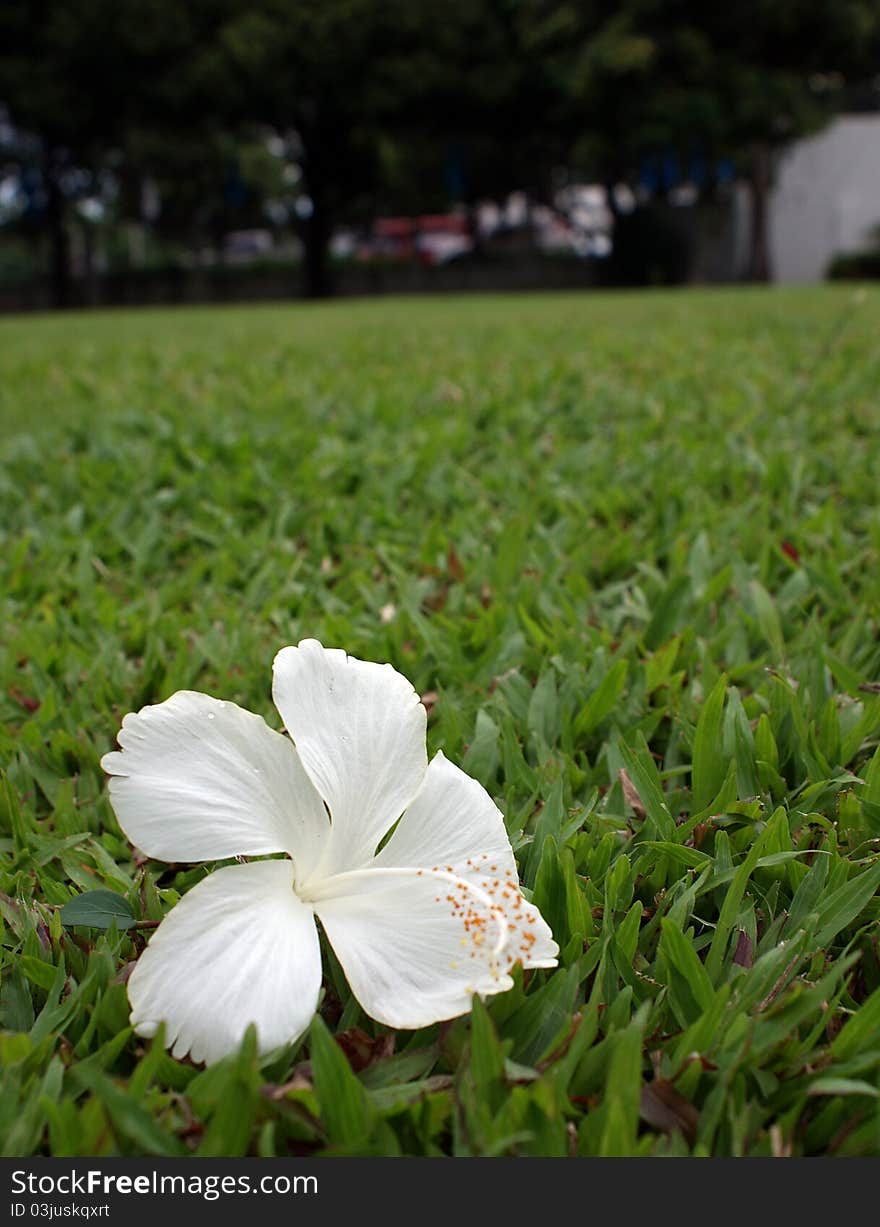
[691,675,728,813]
[528,669,559,748]
[619,734,675,838]
[308,1015,374,1147]
[639,842,711,870]
[813,860,880,949]
[196,1027,262,1156]
[754,714,779,768]
[467,996,506,1110]
[645,637,680,695]
[831,985,880,1062]
[0,968,34,1031]
[524,776,565,884]
[359,1045,438,1089]
[705,806,787,981]
[575,659,628,737]
[461,710,500,785]
[808,1078,879,1098]
[18,955,58,993]
[506,964,581,1066]
[749,580,785,661]
[59,890,136,930]
[70,1066,182,1155]
[532,838,587,948]
[658,918,715,1026]
[862,745,880,804]
[598,1016,645,1156]
[644,576,690,651]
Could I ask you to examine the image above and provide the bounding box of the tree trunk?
[303,194,333,299]
[603,179,622,224]
[747,143,773,283]
[45,154,72,309]
[82,223,99,307]
[463,200,484,259]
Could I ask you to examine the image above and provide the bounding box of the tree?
[551,0,880,281]
[5,0,877,303]
[369,0,569,228]
[0,0,230,305]
[215,0,572,295]
[215,0,412,297]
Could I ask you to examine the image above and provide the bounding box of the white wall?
[770,114,880,283]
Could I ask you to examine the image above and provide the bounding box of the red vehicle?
[365,214,472,265]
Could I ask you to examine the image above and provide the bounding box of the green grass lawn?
[2,286,880,1157]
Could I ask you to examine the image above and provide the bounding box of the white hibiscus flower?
[101,639,558,1065]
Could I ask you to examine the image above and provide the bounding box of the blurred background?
[1,0,879,312]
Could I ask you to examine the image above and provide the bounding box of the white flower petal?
[128,860,321,1065]
[374,752,559,971]
[272,639,427,876]
[311,866,513,1029]
[374,750,516,873]
[470,872,559,972]
[101,691,329,875]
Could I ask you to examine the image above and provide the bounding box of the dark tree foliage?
[214,0,414,297]
[549,0,880,279]
[1,0,878,300]
[213,0,560,295]
[0,0,231,304]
